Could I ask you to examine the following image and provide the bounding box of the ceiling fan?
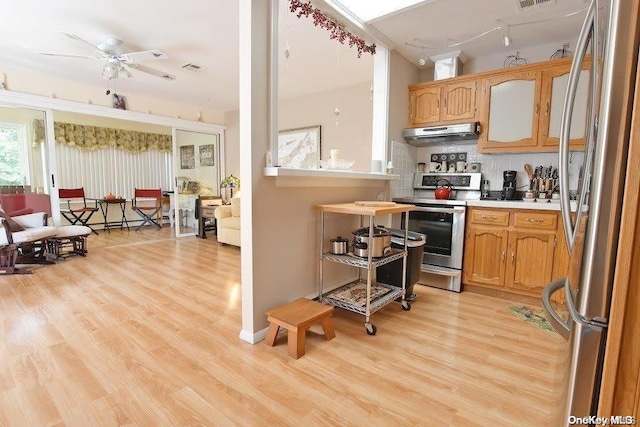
[39,33,176,81]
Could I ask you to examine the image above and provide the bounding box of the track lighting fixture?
[503,25,513,47]
[418,47,426,66]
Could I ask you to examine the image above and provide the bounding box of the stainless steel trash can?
[376,228,426,301]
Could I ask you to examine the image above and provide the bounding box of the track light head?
[503,24,513,47]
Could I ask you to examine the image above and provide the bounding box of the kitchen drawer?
[512,211,557,230]
[469,209,509,226]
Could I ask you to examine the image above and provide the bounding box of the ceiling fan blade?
[61,32,103,52]
[39,52,102,60]
[120,67,134,79]
[128,63,176,81]
[119,50,168,63]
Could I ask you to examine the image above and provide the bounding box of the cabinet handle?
[437,99,440,109]
[511,252,515,265]
[443,97,447,110]
[481,215,498,220]
[554,237,557,247]
[501,251,506,263]
[535,102,539,114]
[546,102,550,115]
[525,218,544,223]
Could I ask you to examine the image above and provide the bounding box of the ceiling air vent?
[516,0,554,11]
[181,63,208,72]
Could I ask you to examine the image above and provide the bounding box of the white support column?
[238,0,274,343]
[372,46,390,167]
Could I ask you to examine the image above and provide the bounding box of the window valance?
[33,120,172,154]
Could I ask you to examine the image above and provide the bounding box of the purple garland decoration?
[289,0,376,58]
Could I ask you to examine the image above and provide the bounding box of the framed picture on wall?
[180,145,195,169]
[277,125,321,169]
[199,144,215,167]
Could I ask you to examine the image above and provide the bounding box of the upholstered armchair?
[214,196,240,247]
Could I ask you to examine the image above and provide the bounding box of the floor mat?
[508,305,562,338]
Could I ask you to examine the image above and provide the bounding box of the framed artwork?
[277,125,321,169]
[112,93,126,110]
[180,145,195,169]
[199,144,215,167]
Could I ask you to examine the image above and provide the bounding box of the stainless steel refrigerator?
[542,0,638,426]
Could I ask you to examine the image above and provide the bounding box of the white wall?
[0,65,225,124]
[388,51,420,199]
[278,81,373,172]
[224,81,375,176]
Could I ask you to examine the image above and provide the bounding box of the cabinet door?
[478,71,542,152]
[539,63,590,148]
[409,86,441,126]
[441,80,477,122]
[463,226,508,288]
[506,231,556,294]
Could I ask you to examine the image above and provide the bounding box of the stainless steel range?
[394,172,482,292]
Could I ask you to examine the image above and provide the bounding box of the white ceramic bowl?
[319,159,355,170]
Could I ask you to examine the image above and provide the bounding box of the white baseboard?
[239,327,268,344]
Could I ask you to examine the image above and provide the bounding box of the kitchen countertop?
[467,199,567,211]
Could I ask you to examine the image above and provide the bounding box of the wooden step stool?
[265,298,335,359]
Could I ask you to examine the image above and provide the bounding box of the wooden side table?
[98,198,130,232]
[198,206,217,239]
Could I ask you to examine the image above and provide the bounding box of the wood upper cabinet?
[408,79,478,127]
[441,80,478,122]
[409,86,441,125]
[478,70,543,152]
[539,62,590,149]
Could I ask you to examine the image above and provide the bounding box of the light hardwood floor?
[0,231,564,426]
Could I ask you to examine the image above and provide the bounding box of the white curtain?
[55,144,173,200]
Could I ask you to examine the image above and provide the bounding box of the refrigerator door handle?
[541,277,571,340]
[559,0,595,253]
[563,278,608,329]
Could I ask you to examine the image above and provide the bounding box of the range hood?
[402,122,480,146]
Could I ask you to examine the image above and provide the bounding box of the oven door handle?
[414,206,465,214]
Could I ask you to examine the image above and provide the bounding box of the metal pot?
[352,226,391,257]
[330,236,349,255]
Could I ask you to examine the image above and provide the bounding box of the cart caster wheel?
[402,301,411,311]
[365,324,377,336]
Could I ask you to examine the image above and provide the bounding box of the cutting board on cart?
[354,201,396,207]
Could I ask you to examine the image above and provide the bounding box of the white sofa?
[214,196,240,247]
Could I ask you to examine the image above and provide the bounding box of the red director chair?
[131,188,163,231]
[58,188,99,235]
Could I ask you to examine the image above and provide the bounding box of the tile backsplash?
[391,141,584,199]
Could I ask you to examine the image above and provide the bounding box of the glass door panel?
[174,129,221,237]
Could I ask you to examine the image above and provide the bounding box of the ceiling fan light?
[101,63,119,80]
[503,34,513,47]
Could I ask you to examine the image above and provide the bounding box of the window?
[0,123,29,185]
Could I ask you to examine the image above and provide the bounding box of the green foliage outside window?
[0,127,23,185]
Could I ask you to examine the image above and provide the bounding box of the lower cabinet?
[463,207,568,303]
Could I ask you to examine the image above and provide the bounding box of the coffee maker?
[501,170,519,200]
